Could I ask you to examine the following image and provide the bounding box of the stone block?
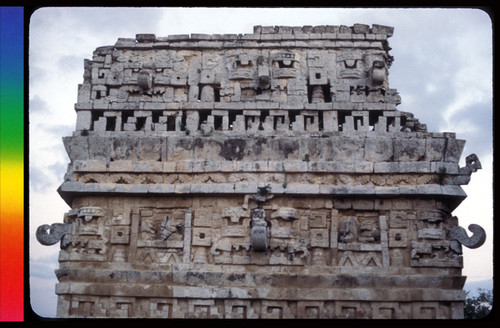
[308,68,328,85]
[327,136,365,161]
[283,161,307,172]
[399,161,431,173]
[110,226,130,244]
[364,138,393,162]
[190,33,212,40]
[374,186,400,196]
[63,136,89,161]
[76,110,92,131]
[173,184,191,194]
[310,228,329,248]
[352,24,370,34]
[109,160,134,172]
[192,228,212,246]
[393,138,426,161]
[374,199,392,210]
[234,183,257,194]
[87,136,111,160]
[284,184,319,194]
[168,34,190,41]
[372,24,394,36]
[430,162,459,175]
[73,160,106,172]
[444,138,466,162]
[416,184,442,195]
[425,138,446,161]
[93,116,107,132]
[351,199,374,210]
[134,161,162,172]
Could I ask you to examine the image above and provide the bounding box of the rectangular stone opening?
[91,110,104,130]
[214,115,223,130]
[122,110,134,127]
[151,111,161,124]
[337,110,351,131]
[228,110,242,130]
[214,87,220,102]
[199,110,210,128]
[167,116,176,131]
[181,111,187,131]
[105,116,116,131]
[368,110,383,131]
[136,117,147,131]
[288,110,299,129]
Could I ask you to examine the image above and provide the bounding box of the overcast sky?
[28,7,493,318]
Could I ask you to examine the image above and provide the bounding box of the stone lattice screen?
[37,24,485,319]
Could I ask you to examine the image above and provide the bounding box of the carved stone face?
[339,217,358,243]
[337,51,365,80]
[251,208,266,226]
[370,60,386,86]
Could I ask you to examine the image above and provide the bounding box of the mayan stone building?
[37,24,486,319]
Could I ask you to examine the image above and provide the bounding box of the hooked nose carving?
[465,153,482,172]
[137,71,152,90]
[449,223,486,251]
[371,60,386,86]
[256,55,271,90]
[251,208,268,251]
[36,223,72,248]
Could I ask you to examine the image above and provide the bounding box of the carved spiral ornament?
[449,224,486,249]
[36,223,72,246]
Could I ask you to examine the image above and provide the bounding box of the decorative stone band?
[57,181,467,204]
[54,281,465,304]
[54,267,465,290]
[75,101,399,113]
[63,133,465,164]
[54,290,466,318]
[71,159,461,174]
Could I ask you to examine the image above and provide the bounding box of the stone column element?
[183,209,193,263]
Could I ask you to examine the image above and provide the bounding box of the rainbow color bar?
[0,6,24,321]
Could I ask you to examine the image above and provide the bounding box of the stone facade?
[36,24,486,319]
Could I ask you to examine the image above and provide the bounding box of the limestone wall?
[36,24,485,319]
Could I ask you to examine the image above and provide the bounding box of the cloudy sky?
[28,7,493,317]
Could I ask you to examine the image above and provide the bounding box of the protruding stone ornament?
[449,223,486,253]
[36,223,72,249]
[251,208,267,251]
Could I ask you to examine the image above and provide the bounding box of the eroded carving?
[160,215,183,240]
[251,208,268,251]
[36,223,72,248]
[449,223,486,252]
[339,217,358,243]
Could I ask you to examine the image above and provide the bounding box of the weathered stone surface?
[38,24,484,319]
